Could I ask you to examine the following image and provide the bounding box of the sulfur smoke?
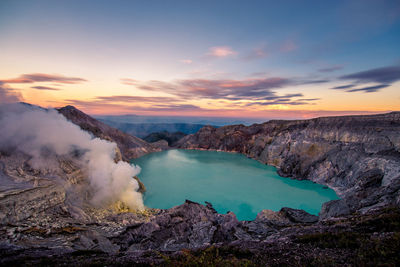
[0,103,144,210]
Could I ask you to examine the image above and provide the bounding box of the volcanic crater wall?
[176,112,400,218]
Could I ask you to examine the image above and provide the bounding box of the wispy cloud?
[246,95,319,106]
[121,77,320,107]
[347,84,390,93]
[64,98,204,114]
[280,40,297,52]
[248,100,317,106]
[64,95,193,111]
[31,86,60,91]
[261,93,303,100]
[332,84,355,90]
[1,73,87,84]
[120,78,137,86]
[0,82,23,103]
[340,65,400,84]
[93,95,179,104]
[300,79,329,84]
[63,95,379,119]
[206,46,237,58]
[332,65,400,93]
[318,65,344,72]
[297,98,321,101]
[130,77,291,101]
[248,72,269,78]
[179,59,193,64]
[242,45,268,61]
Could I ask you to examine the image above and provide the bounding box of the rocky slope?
[58,105,160,160]
[0,104,158,263]
[1,200,399,266]
[176,112,400,218]
[1,108,400,266]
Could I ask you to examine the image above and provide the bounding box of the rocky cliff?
[176,112,400,218]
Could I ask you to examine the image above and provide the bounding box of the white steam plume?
[0,82,23,104]
[0,103,144,210]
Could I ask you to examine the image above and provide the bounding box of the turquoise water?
[132,150,339,221]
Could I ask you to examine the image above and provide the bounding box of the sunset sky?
[1,0,399,119]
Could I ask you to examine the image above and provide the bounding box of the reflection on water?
[132,149,339,221]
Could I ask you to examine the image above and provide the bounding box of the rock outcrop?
[176,112,400,218]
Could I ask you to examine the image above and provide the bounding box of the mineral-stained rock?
[133,176,146,193]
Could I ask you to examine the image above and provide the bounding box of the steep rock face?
[58,106,160,160]
[176,112,400,217]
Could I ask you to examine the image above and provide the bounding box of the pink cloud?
[242,45,268,60]
[123,76,292,101]
[120,78,138,86]
[252,47,268,58]
[179,59,193,64]
[206,46,237,58]
[280,40,298,52]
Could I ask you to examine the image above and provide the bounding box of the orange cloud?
[206,46,237,58]
[179,59,193,64]
[120,78,138,86]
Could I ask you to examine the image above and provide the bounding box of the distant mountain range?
[95,114,266,140]
[94,114,265,127]
[142,131,187,146]
[96,119,210,138]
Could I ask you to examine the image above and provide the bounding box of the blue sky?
[1,0,399,118]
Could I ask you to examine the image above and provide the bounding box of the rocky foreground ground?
[1,107,400,266]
